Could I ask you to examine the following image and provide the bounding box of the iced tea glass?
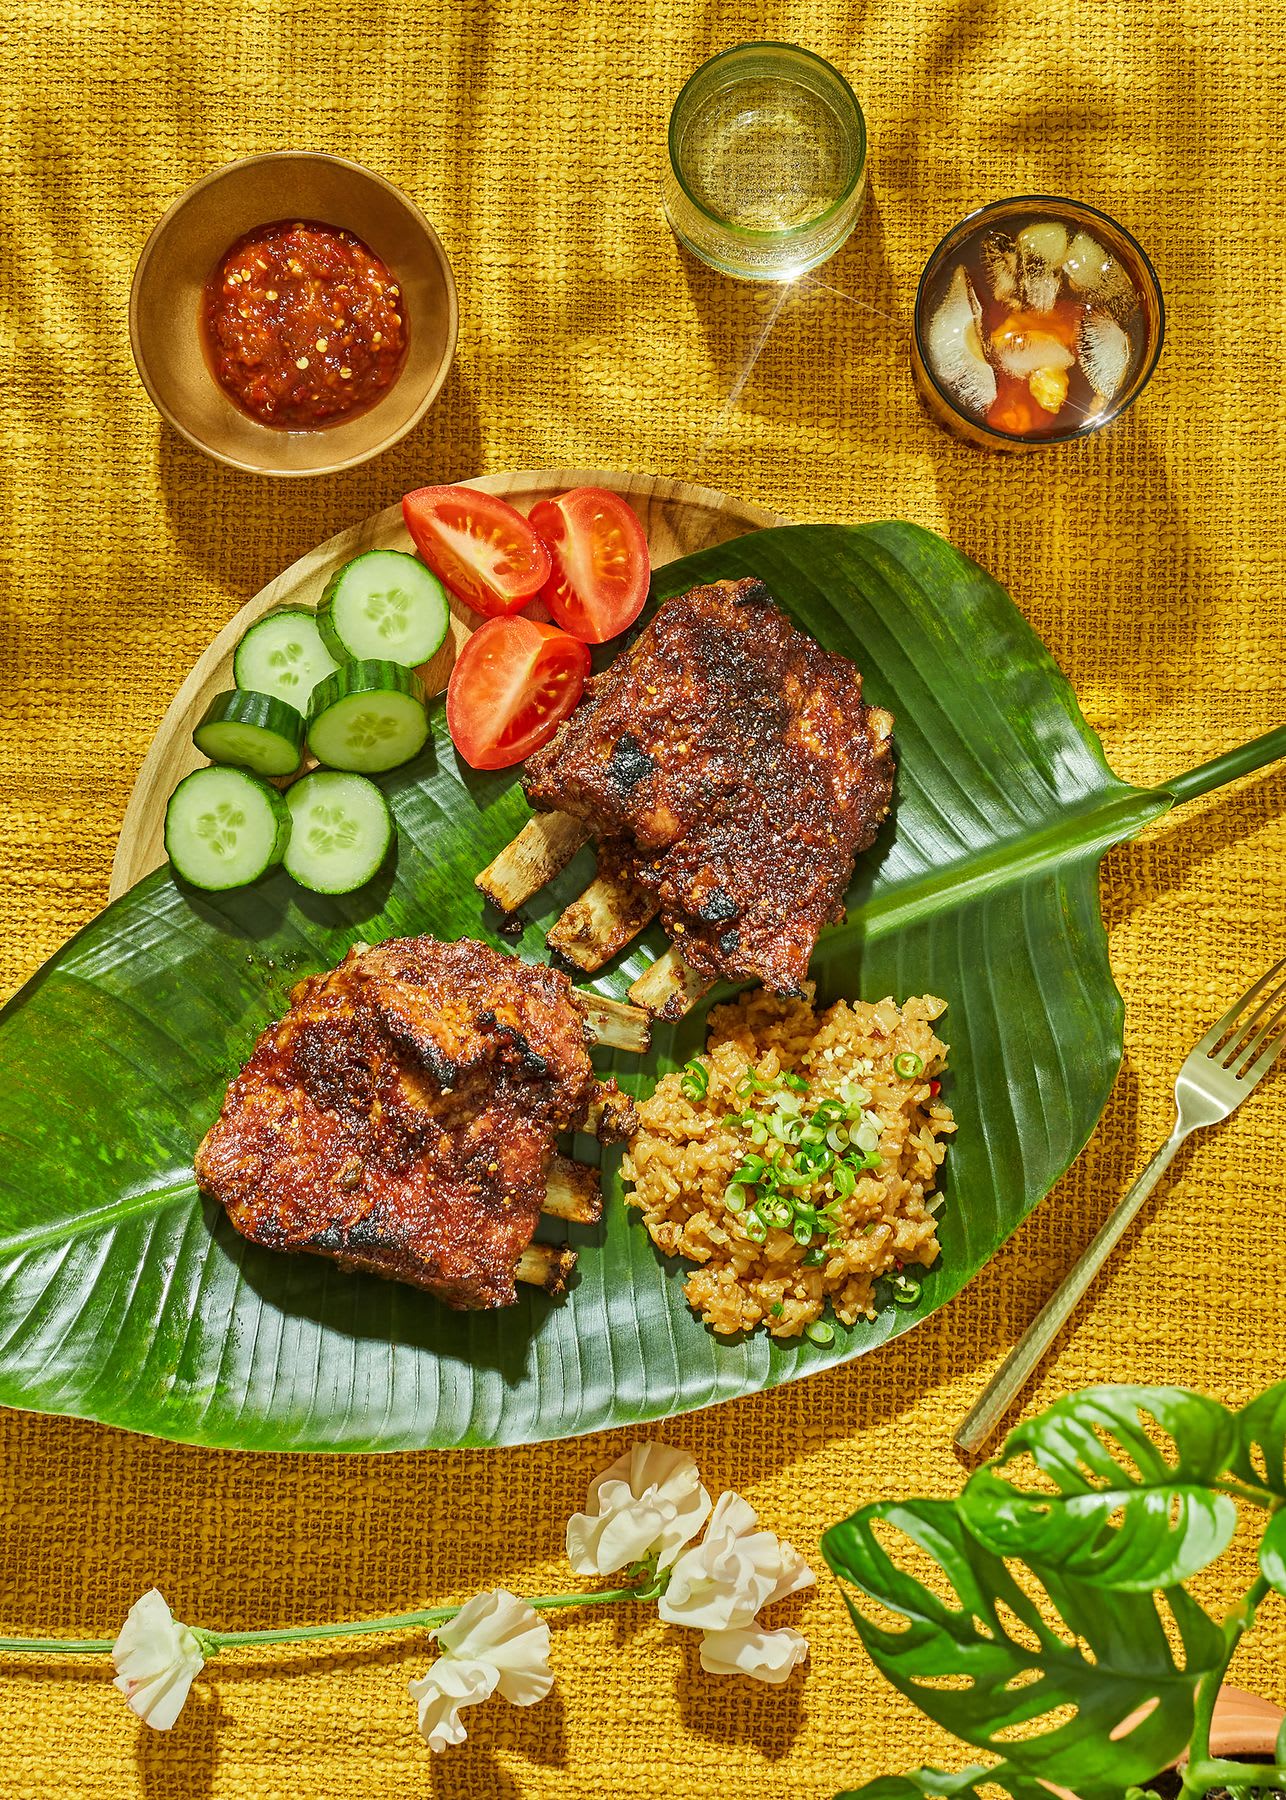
[911,195,1164,452]
[663,43,867,282]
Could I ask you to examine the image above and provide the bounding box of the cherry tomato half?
[402,485,552,619]
[528,487,650,644]
[446,617,591,770]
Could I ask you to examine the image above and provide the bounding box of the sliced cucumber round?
[164,766,291,891]
[192,690,304,777]
[233,607,339,708]
[317,550,451,668]
[307,660,429,774]
[283,772,394,894]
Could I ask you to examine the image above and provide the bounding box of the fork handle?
[954,1120,1189,1458]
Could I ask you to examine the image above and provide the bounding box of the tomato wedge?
[446,617,590,770]
[528,487,650,643]
[402,485,552,619]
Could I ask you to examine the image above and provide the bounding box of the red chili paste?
[202,220,407,429]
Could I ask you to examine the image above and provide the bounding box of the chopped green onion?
[892,1275,922,1307]
[770,1301,785,1317]
[806,1320,835,1345]
[831,1161,856,1198]
[798,1123,826,1145]
[777,1070,808,1093]
[803,1245,828,1268]
[825,1124,850,1153]
[759,1197,792,1230]
[853,1122,881,1156]
[811,1099,846,1126]
[839,1079,871,1108]
[741,1212,767,1243]
[680,1057,709,1101]
[723,1182,748,1214]
[894,1051,925,1081]
[792,1216,814,1246]
[747,1119,768,1146]
[732,1155,766,1184]
[735,1069,769,1098]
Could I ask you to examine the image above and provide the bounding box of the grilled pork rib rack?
[478,576,896,1016]
[194,936,647,1309]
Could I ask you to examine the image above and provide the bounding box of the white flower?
[658,1491,813,1633]
[111,1589,205,1731]
[408,1589,552,1753]
[567,1442,712,1576]
[699,1623,810,1684]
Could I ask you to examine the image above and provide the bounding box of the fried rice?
[621,986,956,1340]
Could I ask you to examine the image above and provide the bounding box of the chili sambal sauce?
[201,220,408,430]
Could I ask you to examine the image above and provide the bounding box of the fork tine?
[1220,978,1286,1066]
[1233,1002,1286,1080]
[1235,1022,1286,1090]
[1194,954,1286,1056]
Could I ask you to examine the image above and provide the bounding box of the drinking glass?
[911,195,1165,452]
[663,43,867,282]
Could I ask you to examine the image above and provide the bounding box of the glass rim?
[667,41,867,243]
[911,194,1167,447]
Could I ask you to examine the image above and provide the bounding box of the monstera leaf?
[0,522,1281,1449]
[821,1496,1225,1789]
[959,1386,1240,1590]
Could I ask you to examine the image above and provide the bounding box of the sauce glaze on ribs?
[523,577,895,993]
[194,936,628,1309]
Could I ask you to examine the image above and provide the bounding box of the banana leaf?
[0,522,1280,1451]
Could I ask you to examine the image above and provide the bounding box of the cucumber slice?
[164,766,291,891]
[233,607,339,707]
[284,771,394,894]
[317,550,451,668]
[307,661,429,773]
[192,690,304,777]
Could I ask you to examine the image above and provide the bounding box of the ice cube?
[981,230,1019,303]
[1062,230,1137,319]
[991,317,1076,378]
[926,266,996,414]
[1078,311,1131,401]
[1017,220,1070,266]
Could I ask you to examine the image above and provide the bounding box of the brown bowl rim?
[128,150,459,478]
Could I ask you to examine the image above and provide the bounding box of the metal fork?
[955,956,1286,1458]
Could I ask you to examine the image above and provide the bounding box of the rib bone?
[515,1240,579,1294]
[548,870,659,972]
[627,946,715,1020]
[574,991,651,1053]
[476,813,591,911]
[542,1155,603,1224]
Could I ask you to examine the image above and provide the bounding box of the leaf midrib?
[841,786,1168,942]
[0,1174,197,1257]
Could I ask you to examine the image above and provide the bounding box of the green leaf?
[1260,1508,1286,1596]
[959,1386,1239,1590]
[0,521,1279,1450]
[1233,1381,1286,1497]
[837,1769,1120,1799]
[821,1496,1224,1788]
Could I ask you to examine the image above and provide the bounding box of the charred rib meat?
[523,577,895,993]
[194,936,631,1309]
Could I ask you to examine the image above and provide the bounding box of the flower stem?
[0,1584,649,1658]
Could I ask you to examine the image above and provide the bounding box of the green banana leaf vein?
[0,521,1270,1452]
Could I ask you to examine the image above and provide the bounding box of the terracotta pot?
[1193,1684,1284,1763]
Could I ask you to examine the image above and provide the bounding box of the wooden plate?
[110,470,786,898]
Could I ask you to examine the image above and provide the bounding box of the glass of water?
[663,42,867,282]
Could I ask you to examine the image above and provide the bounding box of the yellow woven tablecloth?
[2,2,1284,1795]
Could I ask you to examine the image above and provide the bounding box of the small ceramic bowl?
[129,151,458,477]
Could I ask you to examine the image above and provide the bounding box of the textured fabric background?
[1,1,1284,1795]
